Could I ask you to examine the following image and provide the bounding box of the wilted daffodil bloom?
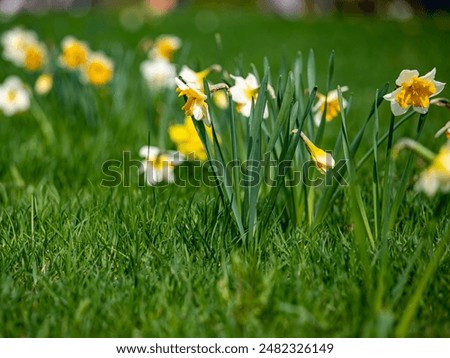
[414,143,450,197]
[313,86,348,126]
[139,145,184,186]
[169,117,213,161]
[383,68,445,116]
[34,73,53,95]
[229,73,270,119]
[176,77,211,126]
[0,76,30,116]
[149,35,181,62]
[292,130,335,174]
[59,36,90,70]
[82,52,114,86]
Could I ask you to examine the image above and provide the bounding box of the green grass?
[0,8,449,337]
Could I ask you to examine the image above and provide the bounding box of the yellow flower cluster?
[59,36,114,87]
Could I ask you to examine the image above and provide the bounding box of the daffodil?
[176,77,211,126]
[383,68,445,116]
[1,27,47,71]
[0,76,30,116]
[139,145,183,185]
[82,52,114,86]
[140,59,176,90]
[34,73,53,95]
[1,27,37,66]
[178,65,220,91]
[293,130,335,174]
[59,36,90,70]
[414,144,450,197]
[24,41,47,72]
[149,35,181,62]
[169,117,213,161]
[313,87,348,126]
[229,73,269,118]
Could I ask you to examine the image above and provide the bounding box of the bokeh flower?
[384,68,445,116]
[1,27,47,71]
[59,36,90,70]
[34,73,53,96]
[294,130,335,174]
[139,145,183,185]
[169,117,213,161]
[82,52,114,86]
[149,35,181,62]
[414,143,450,197]
[229,73,269,118]
[176,77,211,126]
[140,59,176,90]
[313,87,348,126]
[212,90,228,109]
[0,76,30,116]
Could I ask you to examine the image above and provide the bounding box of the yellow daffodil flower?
[150,35,181,62]
[169,117,214,161]
[34,73,53,96]
[59,36,90,70]
[313,86,348,126]
[415,144,450,197]
[229,73,269,118]
[82,52,114,86]
[139,145,184,185]
[176,77,211,126]
[293,130,335,174]
[384,68,445,116]
[23,41,47,72]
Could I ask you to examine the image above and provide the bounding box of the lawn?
[0,6,449,337]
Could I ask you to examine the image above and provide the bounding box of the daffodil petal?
[395,69,419,86]
[391,101,409,116]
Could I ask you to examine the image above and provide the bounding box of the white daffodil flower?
[1,27,37,66]
[139,145,184,186]
[229,73,269,119]
[383,68,445,116]
[313,86,348,126]
[0,76,30,116]
[140,59,176,90]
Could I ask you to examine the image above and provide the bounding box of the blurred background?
[0,0,449,18]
